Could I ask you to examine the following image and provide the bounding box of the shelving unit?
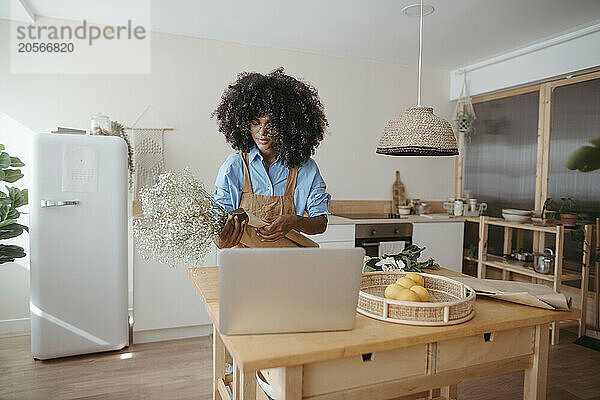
[466,216,592,345]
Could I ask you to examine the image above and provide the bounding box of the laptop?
[218,247,365,335]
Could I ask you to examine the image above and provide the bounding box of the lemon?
[395,277,416,289]
[395,288,421,302]
[384,284,404,300]
[404,272,425,287]
[410,285,430,302]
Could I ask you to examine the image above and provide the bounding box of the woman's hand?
[216,215,246,248]
[256,214,298,242]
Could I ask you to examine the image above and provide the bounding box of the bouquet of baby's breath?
[133,168,229,266]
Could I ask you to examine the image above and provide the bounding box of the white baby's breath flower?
[133,168,229,267]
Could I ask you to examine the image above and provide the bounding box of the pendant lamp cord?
[417,0,423,107]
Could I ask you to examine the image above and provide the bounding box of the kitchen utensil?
[408,198,420,214]
[503,214,531,223]
[502,209,531,223]
[397,205,412,215]
[90,113,110,135]
[478,203,488,214]
[443,201,454,215]
[502,208,531,216]
[417,203,430,215]
[507,249,534,263]
[392,171,406,214]
[453,200,464,216]
[358,272,476,325]
[468,198,478,212]
[533,248,555,275]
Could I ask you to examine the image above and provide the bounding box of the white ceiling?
[2,0,600,70]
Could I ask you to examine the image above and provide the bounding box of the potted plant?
[455,110,475,139]
[0,143,28,264]
[543,197,577,226]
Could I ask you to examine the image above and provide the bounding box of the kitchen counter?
[329,214,467,225]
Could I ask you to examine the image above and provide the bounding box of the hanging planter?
[453,72,476,141]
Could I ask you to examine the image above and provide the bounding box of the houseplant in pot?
[543,197,577,226]
[0,143,28,264]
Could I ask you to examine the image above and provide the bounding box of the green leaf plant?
[0,143,28,264]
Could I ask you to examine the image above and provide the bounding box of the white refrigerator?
[30,133,129,359]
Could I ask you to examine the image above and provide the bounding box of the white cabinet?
[412,222,464,273]
[318,241,356,249]
[309,222,355,248]
[132,243,215,343]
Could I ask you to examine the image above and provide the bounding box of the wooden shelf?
[467,216,582,233]
[479,217,559,233]
[468,216,593,345]
[482,254,581,282]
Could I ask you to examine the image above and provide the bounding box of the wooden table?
[188,267,579,400]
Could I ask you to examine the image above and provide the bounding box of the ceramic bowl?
[502,209,531,216]
[397,206,412,215]
[502,212,531,223]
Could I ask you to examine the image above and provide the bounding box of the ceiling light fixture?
[376,0,458,157]
[401,3,434,17]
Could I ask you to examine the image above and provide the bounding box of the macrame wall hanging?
[453,71,476,141]
[127,105,174,199]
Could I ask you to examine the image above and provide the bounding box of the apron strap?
[284,164,299,199]
[242,151,298,199]
[241,153,253,194]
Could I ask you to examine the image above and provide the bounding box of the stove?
[333,214,413,257]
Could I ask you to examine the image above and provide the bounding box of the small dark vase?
[230,208,248,223]
[559,213,577,226]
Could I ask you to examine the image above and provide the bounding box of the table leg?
[276,365,303,400]
[477,216,489,279]
[552,226,565,345]
[233,360,257,400]
[214,326,226,400]
[523,324,549,400]
[441,385,458,400]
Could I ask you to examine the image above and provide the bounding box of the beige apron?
[238,152,303,248]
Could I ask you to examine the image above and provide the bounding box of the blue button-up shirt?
[214,146,330,217]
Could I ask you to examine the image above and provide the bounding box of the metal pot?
[533,248,555,274]
[508,249,533,262]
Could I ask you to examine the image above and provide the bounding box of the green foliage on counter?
[0,143,28,264]
[363,244,440,273]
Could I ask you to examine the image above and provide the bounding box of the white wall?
[0,17,454,332]
[450,23,600,99]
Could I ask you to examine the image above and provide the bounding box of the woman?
[213,68,330,248]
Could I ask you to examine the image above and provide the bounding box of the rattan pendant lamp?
[376,0,458,156]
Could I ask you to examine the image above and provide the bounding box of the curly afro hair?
[213,67,328,168]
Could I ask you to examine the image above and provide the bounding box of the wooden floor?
[1,329,599,400]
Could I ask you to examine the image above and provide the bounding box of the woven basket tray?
[358,272,476,326]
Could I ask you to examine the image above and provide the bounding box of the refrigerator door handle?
[40,200,79,208]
